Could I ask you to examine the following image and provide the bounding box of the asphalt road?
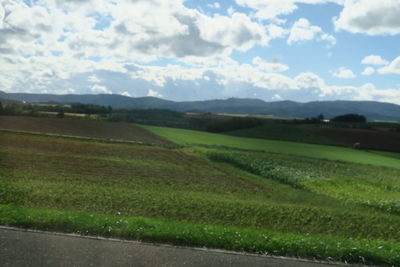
[0,227,353,267]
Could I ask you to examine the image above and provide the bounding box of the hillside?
[1,91,400,121]
[2,127,400,265]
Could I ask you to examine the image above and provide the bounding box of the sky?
[1,0,400,103]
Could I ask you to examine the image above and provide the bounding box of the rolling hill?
[1,91,400,121]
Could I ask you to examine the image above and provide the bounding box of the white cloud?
[334,0,400,35]
[333,67,356,79]
[287,18,336,46]
[88,75,101,83]
[266,24,287,39]
[91,84,111,94]
[0,0,284,97]
[0,0,273,69]
[1,0,399,105]
[119,91,131,97]
[197,12,268,52]
[294,72,325,89]
[378,56,400,74]
[252,56,289,72]
[362,67,375,75]
[361,55,389,65]
[148,89,162,97]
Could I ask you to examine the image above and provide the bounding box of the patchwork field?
[2,119,400,265]
[143,125,400,169]
[0,116,172,145]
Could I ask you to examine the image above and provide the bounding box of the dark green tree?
[331,113,366,123]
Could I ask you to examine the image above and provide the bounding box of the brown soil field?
[0,115,172,145]
[304,126,400,152]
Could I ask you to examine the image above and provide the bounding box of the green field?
[2,118,400,265]
[143,125,400,169]
[207,150,400,214]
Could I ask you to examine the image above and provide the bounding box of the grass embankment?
[142,125,400,169]
[1,204,400,266]
[2,131,400,265]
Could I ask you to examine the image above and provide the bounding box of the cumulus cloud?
[88,75,101,83]
[1,0,399,105]
[334,0,400,35]
[266,24,287,39]
[147,89,163,97]
[0,0,272,67]
[197,12,268,52]
[332,67,356,79]
[362,67,375,76]
[361,55,389,65]
[378,56,400,74]
[0,0,282,98]
[287,18,336,46]
[119,91,131,97]
[252,56,289,72]
[91,84,111,94]
[294,72,325,89]
[104,0,270,62]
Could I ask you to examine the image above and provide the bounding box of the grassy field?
[206,150,400,214]
[0,116,171,145]
[2,118,400,265]
[143,125,400,169]
[0,133,400,264]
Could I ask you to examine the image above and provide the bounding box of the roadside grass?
[142,125,400,169]
[206,150,400,214]
[1,204,400,266]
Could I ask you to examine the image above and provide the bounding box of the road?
[0,227,355,267]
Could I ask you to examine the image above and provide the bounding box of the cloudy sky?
[1,0,400,103]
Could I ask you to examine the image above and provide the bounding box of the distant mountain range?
[1,91,400,122]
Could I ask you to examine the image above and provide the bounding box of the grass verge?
[1,204,399,266]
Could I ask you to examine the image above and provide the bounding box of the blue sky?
[1,0,400,103]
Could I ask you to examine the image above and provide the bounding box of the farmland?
[1,117,400,265]
[143,125,400,169]
[0,115,171,145]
